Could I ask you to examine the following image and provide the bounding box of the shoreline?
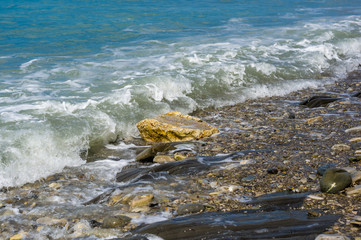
[190,71,361,236]
[0,73,360,239]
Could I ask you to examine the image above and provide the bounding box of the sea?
[1,0,361,188]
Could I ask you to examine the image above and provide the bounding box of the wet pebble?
[36,216,67,227]
[70,220,92,238]
[9,232,28,240]
[350,215,361,227]
[346,185,361,196]
[349,137,361,143]
[331,144,351,152]
[267,168,278,174]
[153,155,175,163]
[351,171,361,184]
[315,234,351,240]
[305,116,323,124]
[320,168,352,194]
[177,203,205,215]
[130,194,154,208]
[241,175,256,182]
[102,215,131,228]
[345,126,361,134]
[317,163,337,176]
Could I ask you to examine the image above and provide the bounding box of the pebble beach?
[1,71,361,239]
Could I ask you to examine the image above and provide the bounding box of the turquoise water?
[1,0,361,187]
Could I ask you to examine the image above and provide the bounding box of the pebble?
[48,182,62,189]
[36,217,67,227]
[308,173,317,181]
[305,116,323,124]
[70,220,92,238]
[349,137,361,143]
[241,175,256,182]
[209,181,218,188]
[154,155,176,163]
[331,144,351,152]
[10,232,28,240]
[345,126,361,133]
[267,168,278,174]
[346,185,361,196]
[349,156,361,162]
[320,168,352,194]
[351,215,361,226]
[315,234,351,240]
[306,194,324,201]
[0,209,16,216]
[177,203,205,215]
[130,194,154,208]
[351,171,361,183]
[102,215,131,228]
[239,159,256,165]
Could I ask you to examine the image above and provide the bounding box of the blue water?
[1,0,361,187]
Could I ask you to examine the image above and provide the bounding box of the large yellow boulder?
[136,111,219,142]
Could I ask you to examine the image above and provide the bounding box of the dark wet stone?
[102,215,131,228]
[300,96,341,108]
[249,192,310,210]
[241,175,256,182]
[317,163,337,176]
[320,168,352,194]
[177,203,205,215]
[136,143,176,162]
[83,189,115,205]
[307,210,322,218]
[133,210,339,240]
[116,168,148,182]
[352,91,361,98]
[117,150,273,183]
[349,156,361,163]
[267,168,278,174]
[89,219,102,228]
[288,112,296,119]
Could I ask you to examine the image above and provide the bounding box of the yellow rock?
[108,193,123,206]
[153,155,175,163]
[10,232,27,240]
[174,152,188,161]
[121,194,133,204]
[136,112,219,142]
[130,194,154,208]
[305,116,323,124]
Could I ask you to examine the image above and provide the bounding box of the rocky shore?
[1,71,361,239]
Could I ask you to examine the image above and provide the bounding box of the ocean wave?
[1,14,361,187]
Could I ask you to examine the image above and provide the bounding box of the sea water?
[1,0,361,187]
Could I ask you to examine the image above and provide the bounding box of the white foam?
[250,62,277,75]
[243,79,333,101]
[0,128,86,188]
[0,112,33,122]
[81,159,132,181]
[131,211,172,225]
[20,58,39,71]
